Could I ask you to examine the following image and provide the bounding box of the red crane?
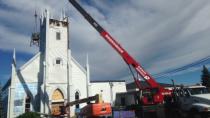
[68,0,171,105]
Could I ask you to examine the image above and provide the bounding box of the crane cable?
[127,64,144,89]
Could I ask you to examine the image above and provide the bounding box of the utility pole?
[109,82,114,105]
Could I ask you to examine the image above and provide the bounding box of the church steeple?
[12,48,16,67]
[39,10,71,114]
[7,48,17,118]
[39,10,69,53]
[86,54,91,97]
[11,48,17,87]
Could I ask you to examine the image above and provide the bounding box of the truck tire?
[188,109,202,118]
[200,113,208,118]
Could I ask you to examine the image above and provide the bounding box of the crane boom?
[66,94,102,107]
[68,0,159,89]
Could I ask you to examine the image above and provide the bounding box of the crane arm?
[68,0,160,89]
[66,94,102,107]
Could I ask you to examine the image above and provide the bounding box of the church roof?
[71,56,86,74]
[2,52,87,91]
[19,52,40,71]
[91,80,125,83]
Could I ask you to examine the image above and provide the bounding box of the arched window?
[51,89,64,116]
[75,91,80,109]
[25,95,31,112]
[52,89,64,101]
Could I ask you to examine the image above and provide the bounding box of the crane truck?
[67,0,172,117]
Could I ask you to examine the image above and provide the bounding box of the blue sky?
[0,0,210,86]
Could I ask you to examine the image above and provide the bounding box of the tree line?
[201,65,210,87]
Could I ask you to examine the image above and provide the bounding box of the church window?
[51,89,64,116]
[52,89,64,101]
[55,58,62,65]
[75,91,80,108]
[25,95,31,112]
[56,59,61,64]
[56,32,61,40]
[121,97,125,106]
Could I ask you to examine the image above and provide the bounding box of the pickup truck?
[174,85,210,118]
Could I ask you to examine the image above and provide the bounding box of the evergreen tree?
[201,65,210,87]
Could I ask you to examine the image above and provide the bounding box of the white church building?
[2,11,126,118]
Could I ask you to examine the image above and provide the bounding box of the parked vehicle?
[173,85,210,118]
[114,90,166,118]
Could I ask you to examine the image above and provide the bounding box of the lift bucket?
[80,103,112,117]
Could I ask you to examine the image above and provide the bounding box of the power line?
[153,56,210,79]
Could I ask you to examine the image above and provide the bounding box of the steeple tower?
[7,48,17,118]
[39,10,71,114]
[86,54,91,97]
[12,48,16,67]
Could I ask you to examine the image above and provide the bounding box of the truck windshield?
[188,88,210,95]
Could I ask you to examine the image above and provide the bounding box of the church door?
[51,89,64,116]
